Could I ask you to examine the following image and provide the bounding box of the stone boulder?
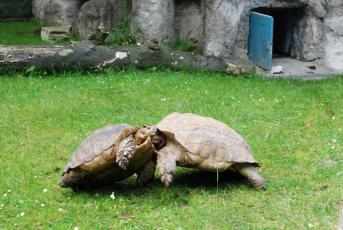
[32,0,83,26]
[41,26,72,42]
[76,0,129,39]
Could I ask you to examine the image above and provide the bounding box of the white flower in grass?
[40,204,45,207]
[43,188,48,193]
[20,212,25,217]
[74,227,79,230]
[3,193,7,197]
[0,204,4,209]
[58,208,64,212]
[7,190,11,193]
[308,223,314,228]
[110,192,116,200]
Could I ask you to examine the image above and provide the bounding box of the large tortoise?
[59,124,156,190]
[142,113,266,189]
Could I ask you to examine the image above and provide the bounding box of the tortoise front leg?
[116,134,136,170]
[136,160,156,186]
[156,147,177,187]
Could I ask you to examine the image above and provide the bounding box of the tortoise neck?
[153,131,167,150]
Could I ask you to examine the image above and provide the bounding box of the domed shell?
[157,113,259,165]
[63,124,132,174]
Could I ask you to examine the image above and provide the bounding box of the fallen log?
[0,41,255,74]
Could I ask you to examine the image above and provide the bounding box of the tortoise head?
[137,126,167,150]
[116,127,154,170]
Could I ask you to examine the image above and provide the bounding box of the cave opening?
[252,7,305,57]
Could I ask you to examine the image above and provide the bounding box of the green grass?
[0,20,49,45]
[171,37,203,54]
[0,69,342,229]
[0,20,78,45]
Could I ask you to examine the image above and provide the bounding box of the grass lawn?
[0,69,342,229]
[0,20,49,45]
[0,20,77,45]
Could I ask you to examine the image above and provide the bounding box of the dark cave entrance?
[253,7,305,57]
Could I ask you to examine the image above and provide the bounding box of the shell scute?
[64,124,131,173]
[157,113,259,165]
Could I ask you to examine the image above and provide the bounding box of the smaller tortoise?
[142,113,266,189]
[59,124,156,190]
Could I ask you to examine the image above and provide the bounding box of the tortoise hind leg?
[136,160,156,187]
[234,163,266,189]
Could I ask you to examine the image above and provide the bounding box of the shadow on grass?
[61,169,250,199]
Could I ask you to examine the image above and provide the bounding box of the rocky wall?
[77,0,129,38]
[32,0,83,26]
[204,0,343,70]
[130,0,174,43]
[323,0,343,71]
[174,0,204,46]
[32,0,130,38]
[31,0,343,71]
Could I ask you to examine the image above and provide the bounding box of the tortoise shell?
[156,113,259,166]
[60,124,154,189]
[63,124,131,173]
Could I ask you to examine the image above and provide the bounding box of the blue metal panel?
[248,12,274,70]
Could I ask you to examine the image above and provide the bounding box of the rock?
[174,1,204,45]
[225,62,254,75]
[308,0,327,18]
[0,43,228,73]
[324,8,343,71]
[142,39,160,50]
[204,0,246,58]
[30,0,343,72]
[76,0,129,39]
[130,0,174,43]
[291,11,324,61]
[87,23,110,45]
[269,66,283,74]
[32,0,82,26]
[41,26,72,42]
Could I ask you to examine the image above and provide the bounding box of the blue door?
[248,12,274,70]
